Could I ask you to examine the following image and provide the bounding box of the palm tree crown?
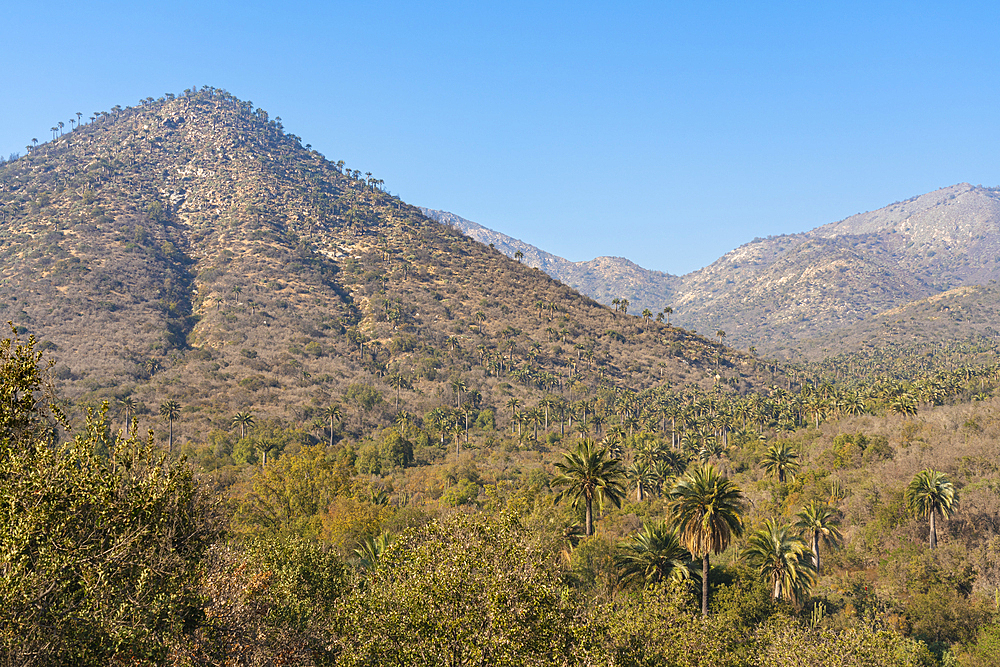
[905,469,957,549]
[668,463,744,616]
[614,520,695,589]
[794,500,842,572]
[761,441,800,483]
[159,400,181,453]
[744,519,816,603]
[232,411,255,439]
[552,439,627,536]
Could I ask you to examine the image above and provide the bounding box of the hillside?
[0,87,773,450]
[428,185,1000,355]
[674,183,1000,349]
[421,208,680,313]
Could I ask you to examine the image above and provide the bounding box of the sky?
[4,1,1000,275]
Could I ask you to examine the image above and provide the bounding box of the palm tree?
[906,469,958,549]
[514,250,524,263]
[117,396,137,434]
[322,405,342,448]
[505,397,521,434]
[794,500,842,573]
[664,306,673,326]
[744,519,816,603]
[387,373,410,409]
[668,463,745,616]
[615,520,695,588]
[761,441,800,483]
[354,532,393,572]
[450,378,467,408]
[158,400,181,453]
[232,411,255,439]
[552,440,627,536]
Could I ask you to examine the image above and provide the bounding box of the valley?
[2,88,1000,666]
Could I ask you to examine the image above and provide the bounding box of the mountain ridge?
[0,88,771,449]
[426,182,1000,353]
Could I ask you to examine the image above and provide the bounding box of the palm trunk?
[812,531,820,572]
[702,554,710,617]
[585,496,593,536]
[929,510,937,549]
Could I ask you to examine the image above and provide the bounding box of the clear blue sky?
[4,1,999,275]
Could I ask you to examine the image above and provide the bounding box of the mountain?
[0,88,772,449]
[427,184,1000,354]
[421,208,680,313]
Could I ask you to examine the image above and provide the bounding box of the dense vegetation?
[7,313,1000,665]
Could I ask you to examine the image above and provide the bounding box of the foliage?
[173,536,347,666]
[756,620,937,667]
[906,469,958,549]
[668,463,745,615]
[552,439,627,536]
[597,581,751,667]
[233,444,352,538]
[0,332,214,665]
[743,519,816,603]
[330,511,582,666]
[614,520,696,588]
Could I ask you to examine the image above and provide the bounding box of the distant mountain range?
[419,208,679,311]
[425,183,1000,355]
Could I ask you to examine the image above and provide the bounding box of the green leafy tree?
[552,439,627,536]
[331,512,580,666]
[322,404,342,448]
[0,330,214,663]
[117,395,137,434]
[668,463,745,616]
[743,519,816,603]
[905,469,957,549]
[233,444,351,538]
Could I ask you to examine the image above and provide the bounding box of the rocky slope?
[428,184,1000,354]
[0,88,769,447]
[421,208,680,313]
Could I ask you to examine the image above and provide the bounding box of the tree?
[743,519,816,603]
[664,306,673,326]
[761,441,800,483]
[117,395,137,434]
[552,439,627,536]
[668,463,745,616]
[387,373,410,409]
[331,512,579,666]
[322,404,343,448]
[506,397,521,434]
[614,521,695,588]
[232,411,256,439]
[159,399,181,453]
[0,329,214,663]
[450,377,467,408]
[906,469,957,549]
[514,249,524,263]
[794,500,842,573]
